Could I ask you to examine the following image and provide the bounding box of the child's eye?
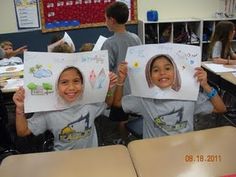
[59,80,68,85]
[74,79,81,84]
[152,68,159,73]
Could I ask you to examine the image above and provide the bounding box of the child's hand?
[194,67,208,87]
[13,87,25,110]
[109,72,118,89]
[117,61,128,84]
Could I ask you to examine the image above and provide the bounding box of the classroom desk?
[202,61,236,97]
[0,145,137,177]
[220,72,236,97]
[128,126,236,177]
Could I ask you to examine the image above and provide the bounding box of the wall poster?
[39,0,137,33]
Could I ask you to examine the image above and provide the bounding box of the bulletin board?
[39,0,138,33]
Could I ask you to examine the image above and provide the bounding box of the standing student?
[208,21,236,65]
[113,56,226,139]
[0,41,27,66]
[101,1,142,143]
[13,66,117,151]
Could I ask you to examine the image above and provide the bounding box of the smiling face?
[57,67,83,103]
[150,56,175,89]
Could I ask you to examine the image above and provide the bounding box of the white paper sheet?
[24,50,109,113]
[47,32,75,52]
[92,35,107,51]
[0,64,24,74]
[204,63,236,73]
[126,43,201,101]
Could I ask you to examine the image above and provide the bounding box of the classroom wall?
[0,0,226,34]
[137,0,224,21]
[0,0,229,52]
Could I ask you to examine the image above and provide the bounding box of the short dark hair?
[105,1,129,24]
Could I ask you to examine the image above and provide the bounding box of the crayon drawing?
[24,50,109,113]
[126,43,201,101]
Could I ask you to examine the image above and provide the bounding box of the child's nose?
[68,83,76,89]
[159,69,166,74]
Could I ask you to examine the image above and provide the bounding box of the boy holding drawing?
[13,66,117,151]
[113,53,226,138]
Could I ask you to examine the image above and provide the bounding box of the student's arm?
[6,45,27,58]
[105,72,117,106]
[194,67,226,113]
[113,62,128,107]
[212,57,236,65]
[13,87,31,136]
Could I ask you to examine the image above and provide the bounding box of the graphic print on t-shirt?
[59,113,92,142]
[153,107,187,132]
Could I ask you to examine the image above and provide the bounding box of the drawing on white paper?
[29,64,52,78]
[126,43,201,101]
[94,68,106,89]
[27,64,54,95]
[23,50,112,113]
[89,70,96,88]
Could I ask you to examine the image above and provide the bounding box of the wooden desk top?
[0,145,137,177]
[221,72,236,85]
[128,126,236,177]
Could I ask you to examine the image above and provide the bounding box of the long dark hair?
[208,21,235,58]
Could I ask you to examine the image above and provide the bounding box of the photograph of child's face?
[57,67,83,103]
[146,54,181,91]
[150,56,175,89]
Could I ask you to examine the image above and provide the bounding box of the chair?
[125,116,143,139]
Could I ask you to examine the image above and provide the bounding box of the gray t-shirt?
[28,102,106,151]
[122,93,213,139]
[101,31,142,94]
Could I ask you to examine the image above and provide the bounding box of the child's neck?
[113,24,126,33]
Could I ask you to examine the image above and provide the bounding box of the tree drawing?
[42,83,53,94]
[27,82,37,94]
[29,67,35,74]
[35,64,42,70]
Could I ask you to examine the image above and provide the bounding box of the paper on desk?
[92,35,107,51]
[232,72,236,77]
[204,63,236,73]
[0,64,24,74]
[2,78,23,90]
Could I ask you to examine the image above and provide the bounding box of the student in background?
[101,1,142,143]
[0,41,27,66]
[52,43,74,53]
[208,21,236,65]
[13,66,117,151]
[79,43,95,52]
[0,47,5,58]
[113,59,226,139]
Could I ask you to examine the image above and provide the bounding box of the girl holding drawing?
[208,21,236,65]
[13,66,117,151]
[113,55,226,138]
